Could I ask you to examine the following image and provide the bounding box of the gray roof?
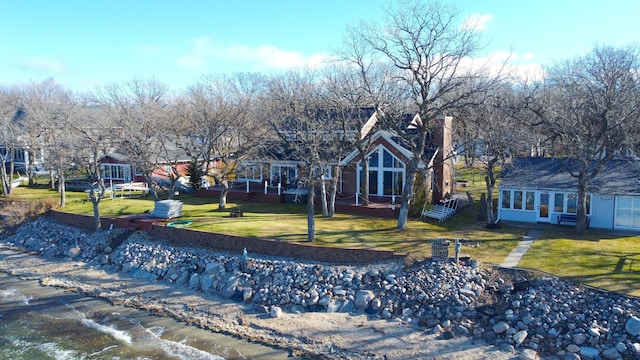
[500,157,640,195]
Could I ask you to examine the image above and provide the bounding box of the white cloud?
[176,36,330,71]
[139,44,160,54]
[456,51,545,82]
[14,57,67,74]
[462,13,493,32]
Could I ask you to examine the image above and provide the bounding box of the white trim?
[340,130,413,165]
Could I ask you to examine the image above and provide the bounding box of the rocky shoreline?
[2,216,640,359]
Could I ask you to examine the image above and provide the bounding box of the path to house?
[499,228,543,268]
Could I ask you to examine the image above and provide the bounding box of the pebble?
[3,218,640,359]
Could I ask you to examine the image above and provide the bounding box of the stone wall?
[48,210,406,264]
[48,210,117,231]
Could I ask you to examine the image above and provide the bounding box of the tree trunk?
[328,169,338,217]
[57,171,66,208]
[397,158,419,230]
[320,177,328,217]
[92,199,101,231]
[484,174,496,224]
[575,178,589,234]
[88,187,104,232]
[147,178,160,202]
[50,170,56,190]
[306,182,315,242]
[218,179,229,209]
[362,159,370,206]
[0,159,9,197]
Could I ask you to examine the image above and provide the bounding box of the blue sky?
[2,0,638,93]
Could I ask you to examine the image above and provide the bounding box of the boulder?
[270,305,282,318]
[513,330,528,346]
[354,290,375,310]
[493,321,510,334]
[625,316,640,336]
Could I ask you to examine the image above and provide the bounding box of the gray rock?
[513,330,528,346]
[601,347,620,360]
[199,274,214,292]
[354,290,374,310]
[270,305,282,318]
[566,344,580,353]
[339,299,354,313]
[625,316,640,336]
[188,273,200,289]
[493,321,510,334]
[519,348,538,360]
[67,247,82,258]
[573,333,587,345]
[579,346,600,359]
[242,288,253,302]
[454,324,469,336]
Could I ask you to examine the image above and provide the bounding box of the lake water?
[0,273,295,360]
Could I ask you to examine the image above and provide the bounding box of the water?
[0,273,295,360]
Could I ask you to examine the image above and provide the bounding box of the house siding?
[590,194,615,229]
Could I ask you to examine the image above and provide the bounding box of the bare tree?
[92,78,172,201]
[527,45,640,233]
[261,70,333,242]
[346,0,502,229]
[68,100,118,231]
[454,81,531,225]
[17,80,78,206]
[331,33,403,207]
[175,73,265,209]
[0,87,19,196]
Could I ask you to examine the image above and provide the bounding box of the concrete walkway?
[500,228,543,268]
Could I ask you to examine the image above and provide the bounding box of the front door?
[537,192,550,222]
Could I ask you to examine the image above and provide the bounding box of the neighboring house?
[0,144,46,174]
[235,113,455,204]
[99,146,193,185]
[498,157,640,231]
[339,115,455,204]
[99,153,136,183]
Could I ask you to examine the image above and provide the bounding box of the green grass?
[5,174,640,298]
[9,185,522,265]
[519,231,640,297]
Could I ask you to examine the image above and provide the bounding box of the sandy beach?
[0,244,514,359]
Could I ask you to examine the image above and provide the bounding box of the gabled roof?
[500,157,640,195]
[340,130,413,166]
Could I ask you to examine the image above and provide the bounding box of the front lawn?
[5,183,640,298]
[519,231,640,297]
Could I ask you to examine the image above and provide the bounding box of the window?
[567,193,577,213]
[238,162,262,182]
[270,165,297,187]
[552,192,589,214]
[513,191,523,210]
[554,193,565,213]
[526,192,535,210]
[501,189,535,211]
[501,190,511,209]
[101,163,131,181]
[615,196,640,229]
[358,146,405,197]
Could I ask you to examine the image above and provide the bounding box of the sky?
[2,0,639,93]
